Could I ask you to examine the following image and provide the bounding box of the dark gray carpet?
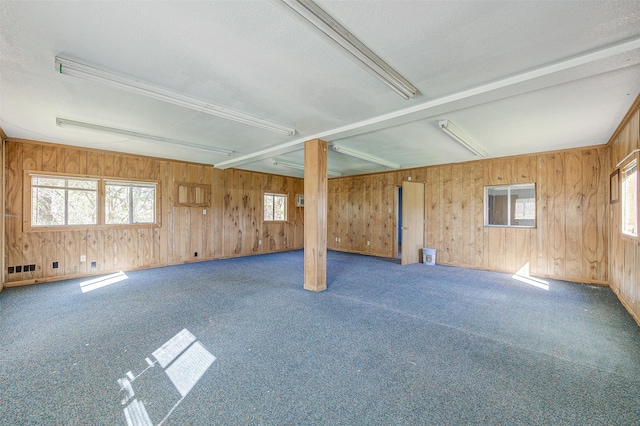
[1,250,639,425]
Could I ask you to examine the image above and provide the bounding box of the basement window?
[485,183,536,228]
[264,193,287,222]
[621,159,637,237]
[31,175,98,226]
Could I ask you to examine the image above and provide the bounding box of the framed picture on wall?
[296,194,304,207]
[610,169,620,204]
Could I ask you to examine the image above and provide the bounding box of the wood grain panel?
[114,229,129,270]
[564,151,583,279]
[211,169,225,258]
[504,228,517,272]
[60,147,87,175]
[63,232,83,276]
[451,164,465,265]
[441,166,453,264]
[473,164,485,267]
[582,149,600,280]
[23,232,42,280]
[41,232,58,278]
[514,229,530,272]
[534,155,549,276]
[127,228,140,269]
[42,145,57,173]
[85,229,101,273]
[158,161,172,265]
[124,156,139,179]
[630,108,640,150]
[552,153,566,277]
[608,98,640,324]
[5,142,23,282]
[152,228,161,266]
[87,151,104,176]
[22,144,42,171]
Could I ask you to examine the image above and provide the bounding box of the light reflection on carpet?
[118,329,216,426]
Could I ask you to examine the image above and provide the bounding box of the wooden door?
[401,181,425,265]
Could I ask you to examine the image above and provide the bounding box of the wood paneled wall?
[328,146,609,284]
[608,96,640,324]
[0,127,6,292]
[3,139,303,286]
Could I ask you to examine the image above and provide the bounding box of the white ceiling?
[1,0,640,178]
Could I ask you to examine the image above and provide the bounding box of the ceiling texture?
[1,0,640,178]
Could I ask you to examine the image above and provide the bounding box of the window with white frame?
[621,159,637,237]
[485,183,536,227]
[106,181,156,224]
[31,175,98,226]
[264,193,287,222]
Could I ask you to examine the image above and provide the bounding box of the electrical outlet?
[259,240,262,245]
[367,241,370,246]
[53,261,59,269]
[80,255,86,262]
[203,209,207,215]
[194,252,198,257]
[408,176,411,181]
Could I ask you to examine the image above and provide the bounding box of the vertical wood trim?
[304,139,328,292]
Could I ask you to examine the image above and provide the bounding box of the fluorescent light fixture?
[438,120,488,158]
[55,56,296,136]
[277,0,418,100]
[56,118,234,156]
[332,145,400,169]
[272,160,342,176]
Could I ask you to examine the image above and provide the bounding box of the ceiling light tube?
[331,145,400,169]
[438,120,488,158]
[56,118,234,156]
[277,0,418,100]
[55,56,296,136]
[273,159,342,176]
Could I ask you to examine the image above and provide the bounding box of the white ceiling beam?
[214,36,640,169]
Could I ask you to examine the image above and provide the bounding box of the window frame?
[105,180,157,225]
[24,171,160,232]
[484,183,536,228]
[621,157,638,239]
[263,192,288,223]
[30,174,99,227]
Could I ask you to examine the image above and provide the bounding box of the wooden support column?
[304,138,328,292]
